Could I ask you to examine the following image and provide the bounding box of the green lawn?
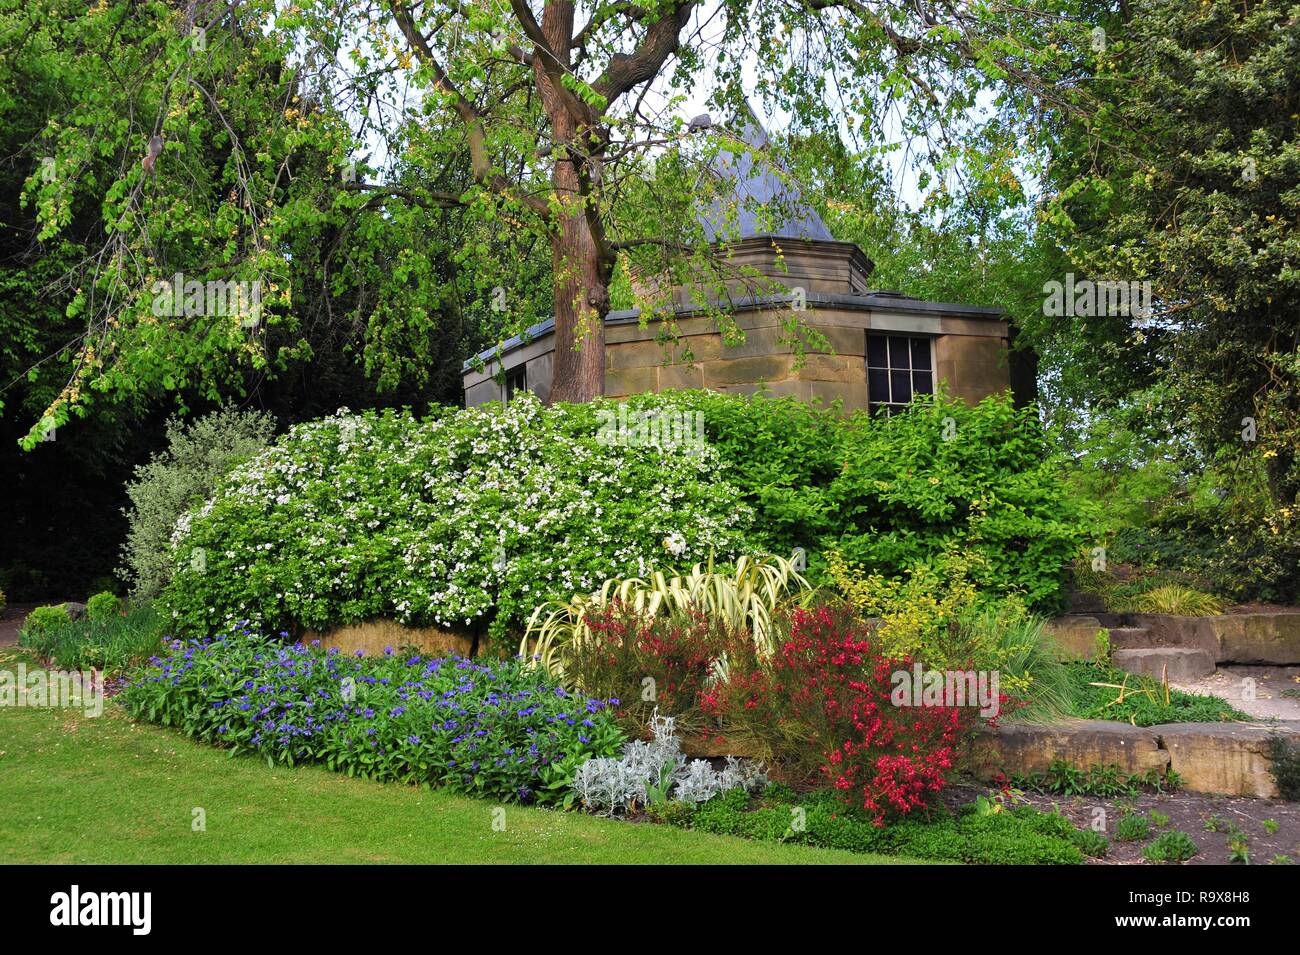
[0,650,918,864]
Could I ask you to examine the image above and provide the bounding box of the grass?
[1069,564,1226,616]
[18,603,165,672]
[0,649,915,865]
[1065,661,1248,726]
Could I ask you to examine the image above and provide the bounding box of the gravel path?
[0,603,37,648]
[1172,665,1300,722]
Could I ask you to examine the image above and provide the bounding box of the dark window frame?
[866,333,935,414]
[505,365,527,402]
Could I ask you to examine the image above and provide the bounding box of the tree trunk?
[547,213,608,404]
[531,2,610,404]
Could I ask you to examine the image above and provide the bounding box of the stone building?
[462,119,1021,414]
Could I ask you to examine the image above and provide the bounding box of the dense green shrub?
[85,591,121,621]
[832,392,1092,611]
[20,604,70,637]
[120,408,275,600]
[641,389,843,561]
[650,389,1093,612]
[161,390,1091,641]
[123,631,624,804]
[1143,830,1198,863]
[161,397,753,641]
[19,603,165,671]
[1110,455,1299,606]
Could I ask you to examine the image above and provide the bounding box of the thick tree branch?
[388,1,551,219]
[593,1,695,102]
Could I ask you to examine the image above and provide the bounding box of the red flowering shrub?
[566,601,987,823]
[705,605,978,825]
[567,601,735,731]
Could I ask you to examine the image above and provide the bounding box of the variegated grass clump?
[1126,583,1225,616]
[524,552,812,678]
[571,711,768,814]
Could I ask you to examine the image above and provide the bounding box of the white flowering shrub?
[161,394,754,645]
[571,711,767,814]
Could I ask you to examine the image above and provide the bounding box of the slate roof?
[699,104,836,243]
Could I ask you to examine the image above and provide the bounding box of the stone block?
[1155,723,1300,798]
[604,365,658,397]
[1112,647,1216,682]
[1211,613,1300,665]
[970,719,1169,779]
[606,339,678,370]
[658,363,704,390]
[703,354,794,387]
[1043,616,1107,660]
[305,620,476,659]
[796,353,862,383]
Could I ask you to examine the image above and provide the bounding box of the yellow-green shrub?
[828,549,1073,720]
[826,547,984,666]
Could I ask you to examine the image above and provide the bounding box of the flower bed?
[702,605,981,824]
[122,630,624,804]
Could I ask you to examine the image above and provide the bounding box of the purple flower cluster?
[125,629,624,804]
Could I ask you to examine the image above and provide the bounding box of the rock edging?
[971,719,1300,799]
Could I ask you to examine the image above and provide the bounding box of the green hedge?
[641,389,1093,611]
[162,389,1092,640]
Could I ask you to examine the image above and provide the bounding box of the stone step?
[1106,626,1153,650]
[1066,590,1108,614]
[1111,647,1216,682]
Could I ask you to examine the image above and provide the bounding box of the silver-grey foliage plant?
[119,407,275,600]
[571,711,767,814]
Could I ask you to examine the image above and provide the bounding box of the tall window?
[505,365,527,402]
[867,334,934,413]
